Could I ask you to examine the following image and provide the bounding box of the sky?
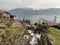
[0,0,60,10]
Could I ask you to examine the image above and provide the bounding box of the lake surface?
[16,15,60,24]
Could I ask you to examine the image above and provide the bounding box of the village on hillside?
[0,10,60,45]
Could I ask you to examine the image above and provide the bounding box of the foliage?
[0,23,26,45]
[48,27,60,45]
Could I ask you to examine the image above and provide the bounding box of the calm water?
[16,15,60,24]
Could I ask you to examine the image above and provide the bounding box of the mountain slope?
[9,8,60,16]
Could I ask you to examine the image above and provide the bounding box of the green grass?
[0,23,7,27]
[48,27,60,45]
[0,22,26,45]
[0,22,60,45]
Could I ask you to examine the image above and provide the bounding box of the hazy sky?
[0,0,60,10]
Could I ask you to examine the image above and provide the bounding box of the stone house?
[0,11,16,24]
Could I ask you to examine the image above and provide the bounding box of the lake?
[15,15,60,24]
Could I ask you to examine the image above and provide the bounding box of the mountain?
[9,8,60,16]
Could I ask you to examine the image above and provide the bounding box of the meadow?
[48,27,60,45]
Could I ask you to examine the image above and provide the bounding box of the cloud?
[0,0,60,10]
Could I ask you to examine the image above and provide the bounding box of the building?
[0,10,16,23]
[47,21,57,27]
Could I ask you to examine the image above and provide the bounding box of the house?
[1,12,15,20]
[0,10,16,20]
[47,21,57,27]
[0,10,16,23]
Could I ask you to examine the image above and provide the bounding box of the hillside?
[0,22,26,45]
[48,27,60,45]
[0,22,60,45]
[9,8,60,16]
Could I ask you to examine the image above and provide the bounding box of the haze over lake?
[15,15,60,24]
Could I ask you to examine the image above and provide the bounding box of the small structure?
[1,12,15,20]
[47,21,57,27]
[0,10,16,24]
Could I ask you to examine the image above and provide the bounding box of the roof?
[0,10,16,17]
[47,21,57,27]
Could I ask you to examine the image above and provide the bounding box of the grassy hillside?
[48,27,60,45]
[0,23,26,45]
[0,22,60,45]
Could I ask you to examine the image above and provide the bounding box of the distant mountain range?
[9,8,60,16]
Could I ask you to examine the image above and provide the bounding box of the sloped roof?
[0,10,16,17]
[47,21,57,26]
